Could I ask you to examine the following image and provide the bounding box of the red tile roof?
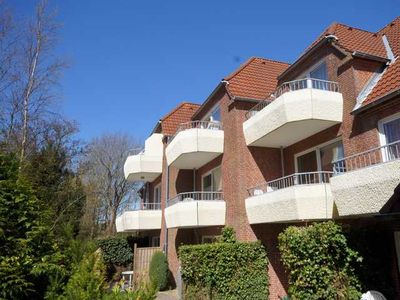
[362,16,400,106]
[160,102,200,136]
[309,22,387,58]
[224,57,290,100]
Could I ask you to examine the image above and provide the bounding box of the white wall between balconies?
[124,133,163,181]
[116,210,162,232]
[166,128,224,169]
[243,89,343,148]
[331,159,400,216]
[245,184,334,224]
[165,200,226,228]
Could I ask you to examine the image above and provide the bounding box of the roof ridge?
[160,101,200,121]
[378,15,400,34]
[334,22,379,35]
[250,56,291,65]
[223,57,257,81]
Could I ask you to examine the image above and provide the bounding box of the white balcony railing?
[248,171,334,197]
[245,171,334,224]
[330,140,400,216]
[127,148,144,156]
[165,191,225,228]
[246,78,339,119]
[116,201,162,232]
[333,140,400,174]
[166,121,224,169]
[167,191,224,207]
[168,120,223,143]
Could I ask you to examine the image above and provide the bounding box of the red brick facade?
[126,17,400,299]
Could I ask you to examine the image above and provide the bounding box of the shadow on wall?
[381,182,400,214]
[175,169,194,194]
[251,223,289,296]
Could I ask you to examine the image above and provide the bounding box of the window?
[203,104,221,123]
[378,113,400,161]
[153,184,161,209]
[202,166,222,192]
[299,61,329,90]
[295,139,344,177]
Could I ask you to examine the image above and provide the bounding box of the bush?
[97,237,133,266]
[278,221,362,300]
[149,251,168,291]
[61,251,106,300]
[103,282,157,300]
[179,228,269,300]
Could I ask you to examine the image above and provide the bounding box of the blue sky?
[10,0,399,142]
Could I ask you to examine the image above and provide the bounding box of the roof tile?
[224,57,290,100]
[160,102,200,136]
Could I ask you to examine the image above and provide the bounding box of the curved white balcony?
[166,121,224,169]
[124,133,163,182]
[243,79,343,148]
[331,141,400,216]
[165,192,225,228]
[116,203,162,232]
[246,172,334,224]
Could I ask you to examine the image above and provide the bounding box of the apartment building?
[118,16,400,299]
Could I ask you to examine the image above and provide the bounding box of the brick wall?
[154,42,400,299]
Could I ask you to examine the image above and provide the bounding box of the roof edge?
[352,88,400,115]
[192,82,225,120]
[277,36,343,80]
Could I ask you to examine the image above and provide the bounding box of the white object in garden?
[361,291,387,300]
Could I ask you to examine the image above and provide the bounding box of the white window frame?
[201,166,221,192]
[294,137,342,173]
[153,183,161,205]
[298,59,327,80]
[378,112,400,162]
[202,103,221,122]
[378,112,400,146]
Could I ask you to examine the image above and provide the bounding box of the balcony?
[124,133,163,182]
[116,202,162,232]
[245,172,334,224]
[243,79,343,148]
[331,141,400,216]
[165,192,225,228]
[166,121,224,169]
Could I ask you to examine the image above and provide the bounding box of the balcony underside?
[165,200,226,228]
[124,155,162,182]
[245,184,334,224]
[116,210,162,232]
[243,89,343,148]
[166,128,224,169]
[331,159,400,217]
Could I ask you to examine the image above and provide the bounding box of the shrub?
[61,251,106,300]
[278,221,362,300]
[179,228,269,300]
[97,237,133,266]
[149,251,168,291]
[103,282,157,300]
[217,226,236,243]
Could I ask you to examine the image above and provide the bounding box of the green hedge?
[97,237,133,266]
[179,229,269,300]
[278,221,362,300]
[149,251,169,291]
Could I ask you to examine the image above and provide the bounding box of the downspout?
[164,164,169,256]
[280,146,285,177]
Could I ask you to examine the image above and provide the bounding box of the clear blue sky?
[10,0,399,141]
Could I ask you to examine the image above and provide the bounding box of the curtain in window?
[384,118,400,159]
